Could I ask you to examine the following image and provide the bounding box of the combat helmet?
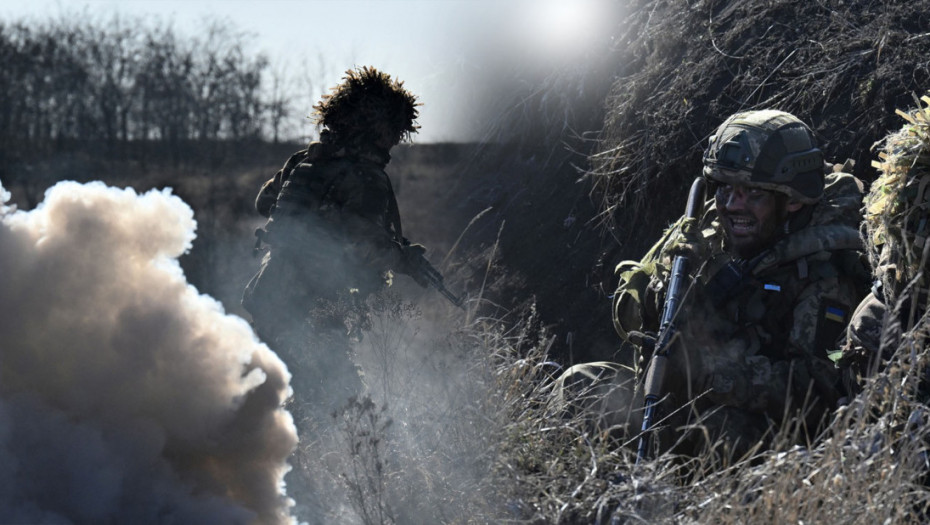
[703,110,824,204]
[312,66,420,151]
[863,95,930,307]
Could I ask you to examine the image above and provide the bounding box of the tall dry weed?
[488,307,930,524]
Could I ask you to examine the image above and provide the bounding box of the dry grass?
[275,230,930,523]
[482,305,930,524]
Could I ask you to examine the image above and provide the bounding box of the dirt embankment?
[594,0,930,259]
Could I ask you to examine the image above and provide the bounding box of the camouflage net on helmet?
[312,66,420,149]
[863,93,930,306]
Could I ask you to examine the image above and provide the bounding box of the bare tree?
[0,11,303,167]
[266,60,292,144]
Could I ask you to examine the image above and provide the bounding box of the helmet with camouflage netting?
[313,66,420,150]
[863,94,930,306]
[703,109,825,204]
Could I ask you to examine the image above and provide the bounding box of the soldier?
[835,99,930,400]
[242,66,429,412]
[606,110,869,461]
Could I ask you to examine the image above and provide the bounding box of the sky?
[0,0,618,142]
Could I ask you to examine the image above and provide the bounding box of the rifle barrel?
[436,283,465,309]
[635,177,706,463]
[414,252,466,309]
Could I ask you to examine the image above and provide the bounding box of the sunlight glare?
[517,0,612,62]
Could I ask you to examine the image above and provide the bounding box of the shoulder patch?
[824,305,846,323]
[815,298,850,354]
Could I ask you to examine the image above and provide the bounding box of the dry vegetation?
[7,0,930,523]
[485,317,930,523]
[292,286,930,523]
[428,1,930,522]
[591,0,930,257]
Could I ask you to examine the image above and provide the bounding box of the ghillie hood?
[312,66,420,152]
[863,94,930,306]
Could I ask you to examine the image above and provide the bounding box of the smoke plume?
[0,180,297,524]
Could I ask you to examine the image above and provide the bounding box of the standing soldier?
[243,66,430,413]
[606,110,868,461]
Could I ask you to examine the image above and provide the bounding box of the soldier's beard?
[722,207,790,259]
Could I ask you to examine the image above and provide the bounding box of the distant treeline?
[1,13,302,170]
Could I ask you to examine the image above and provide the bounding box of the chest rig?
[701,248,859,360]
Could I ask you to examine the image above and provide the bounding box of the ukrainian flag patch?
[825,306,846,323]
[816,300,850,352]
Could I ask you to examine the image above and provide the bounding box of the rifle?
[403,246,466,309]
[636,176,706,462]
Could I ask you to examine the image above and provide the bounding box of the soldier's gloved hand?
[627,330,657,356]
[404,243,426,258]
[401,243,431,288]
[665,217,706,259]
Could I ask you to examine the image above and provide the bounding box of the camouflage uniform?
[835,291,894,395]
[243,133,409,337]
[566,110,873,462]
[614,172,866,457]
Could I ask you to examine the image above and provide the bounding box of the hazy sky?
[0,0,617,142]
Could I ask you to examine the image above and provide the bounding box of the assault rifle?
[403,245,465,309]
[636,177,706,462]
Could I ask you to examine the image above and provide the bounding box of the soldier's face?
[715,183,800,258]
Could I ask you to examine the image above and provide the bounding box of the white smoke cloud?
[0,180,298,524]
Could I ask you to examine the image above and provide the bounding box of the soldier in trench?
[560,110,869,463]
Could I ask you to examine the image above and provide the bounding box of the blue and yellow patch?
[824,306,846,323]
[816,300,850,352]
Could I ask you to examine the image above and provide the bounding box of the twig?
[741,48,798,108]
[442,206,493,270]
[470,220,505,326]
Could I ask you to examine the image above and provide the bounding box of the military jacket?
[613,173,868,432]
[242,140,405,330]
[835,292,887,394]
[838,286,930,399]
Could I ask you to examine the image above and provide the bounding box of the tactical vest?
[273,159,341,219]
[698,246,867,362]
[266,154,403,251]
